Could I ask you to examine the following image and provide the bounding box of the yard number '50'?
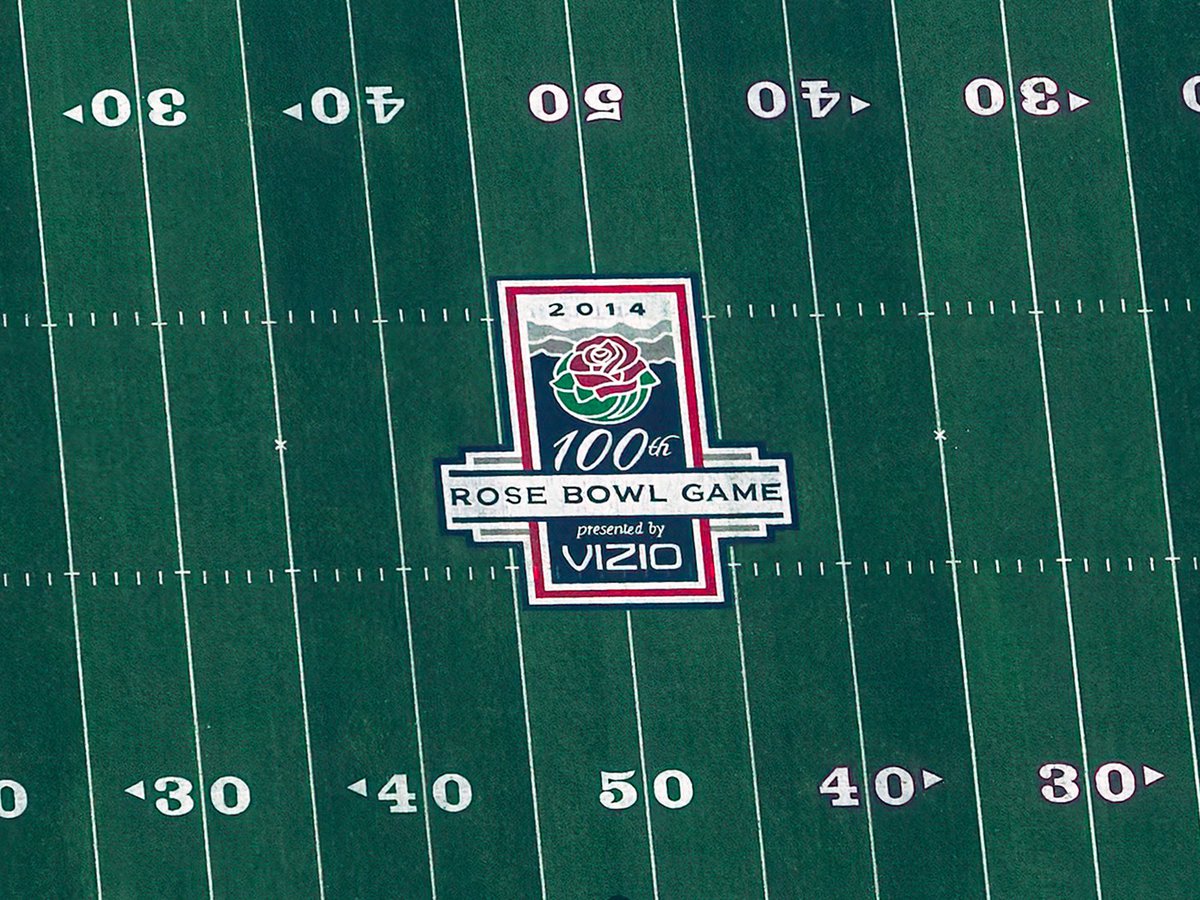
[599,769,693,810]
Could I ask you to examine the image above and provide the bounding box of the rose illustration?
[550,334,660,424]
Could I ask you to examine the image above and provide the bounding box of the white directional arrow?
[283,102,304,121]
[1067,91,1090,112]
[124,780,146,800]
[63,105,85,123]
[921,769,943,790]
[1143,765,1165,787]
[347,778,368,797]
[849,95,871,115]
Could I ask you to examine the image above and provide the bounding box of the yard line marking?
[233,1,326,892]
[450,0,500,435]
[125,1,213,894]
[558,2,662,892]
[669,4,724,438]
[341,0,437,892]
[776,0,878,893]
[503,551,547,898]
[452,4,547,896]
[560,0,595,270]
[888,3,991,895]
[995,1,1102,894]
[1106,0,1200,838]
[626,610,660,898]
[16,2,103,893]
[670,2,768,895]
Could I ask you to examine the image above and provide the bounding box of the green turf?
[3,0,1200,897]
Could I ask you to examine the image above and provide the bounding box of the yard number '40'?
[819,764,945,807]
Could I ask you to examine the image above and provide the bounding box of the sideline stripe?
[776,0,880,893]
[994,2,1103,895]
[452,4,548,896]
[340,0,439,893]
[888,2,992,895]
[233,0,327,892]
[1105,0,1200,839]
[124,1,214,895]
[670,2,769,896]
[15,1,104,893]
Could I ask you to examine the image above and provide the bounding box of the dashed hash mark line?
[2,296,1198,334]
[4,552,1190,593]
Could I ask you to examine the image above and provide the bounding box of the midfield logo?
[439,277,794,607]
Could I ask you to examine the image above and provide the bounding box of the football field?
[4,0,1200,896]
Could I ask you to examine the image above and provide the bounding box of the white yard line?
[669,2,768,896]
[15,2,103,894]
[452,4,548,896]
[503,550,548,900]
[626,609,660,898]
[561,0,595,271]
[124,1,214,895]
[776,0,879,893]
[340,0,439,893]
[232,1,327,893]
[994,4,1103,896]
[888,2,991,896]
[1105,0,1200,838]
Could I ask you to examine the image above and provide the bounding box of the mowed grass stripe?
[1003,0,1200,891]
[888,0,993,888]
[341,0,438,889]
[135,0,330,892]
[1,2,97,892]
[20,0,211,892]
[455,1,655,896]
[891,0,1101,893]
[1106,0,1200,837]
[1113,0,1200,838]
[566,1,774,896]
[236,0,431,893]
[776,0,987,894]
[353,0,546,894]
[675,2,878,893]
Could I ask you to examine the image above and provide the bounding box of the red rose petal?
[616,359,646,381]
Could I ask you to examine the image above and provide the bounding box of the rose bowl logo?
[438,276,795,607]
[551,334,661,424]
